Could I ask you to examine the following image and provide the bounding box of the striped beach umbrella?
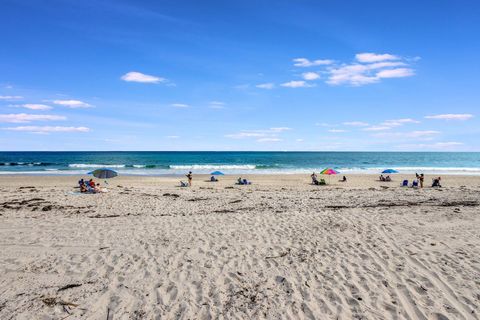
[320,168,339,184]
[320,168,339,175]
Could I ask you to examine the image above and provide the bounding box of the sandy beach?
[0,174,479,319]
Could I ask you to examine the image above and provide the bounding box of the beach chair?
[319,179,326,185]
[180,181,189,187]
[401,180,408,187]
[411,181,418,188]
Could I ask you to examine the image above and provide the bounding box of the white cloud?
[0,113,66,123]
[407,130,440,138]
[281,80,314,88]
[208,101,225,109]
[343,121,369,127]
[256,83,275,89]
[4,126,89,133]
[293,58,333,67]
[269,127,292,132]
[325,53,415,86]
[381,118,420,127]
[367,61,407,69]
[121,71,165,83]
[257,138,282,142]
[0,95,23,100]
[53,100,91,108]
[166,135,180,139]
[396,141,464,150]
[372,130,440,139]
[16,104,53,111]
[171,103,189,108]
[328,129,347,133]
[296,138,304,142]
[225,131,266,139]
[355,53,400,63]
[430,141,463,148]
[226,127,291,140]
[327,64,378,86]
[302,72,320,80]
[376,68,415,78]
[363,126,392,131]
[425,114,474,120]
[315,122,335,127]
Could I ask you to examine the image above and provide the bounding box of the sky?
[0,0,479,151]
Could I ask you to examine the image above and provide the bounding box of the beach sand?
[0,174,479,319]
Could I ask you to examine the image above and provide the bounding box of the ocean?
[0,151,480,175]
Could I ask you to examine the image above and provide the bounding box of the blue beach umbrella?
[210,171,224,175]
[88,168,118,184]
[382,169,399,174]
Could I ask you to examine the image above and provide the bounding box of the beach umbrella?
[320,168,339,184]
[210,171,224,175]
[88,168,118,184]
[382,169,399,174]
[320,168,339,175]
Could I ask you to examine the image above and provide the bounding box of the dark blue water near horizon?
[0,151,480,175]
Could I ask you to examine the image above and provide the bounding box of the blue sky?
[1,0,479,151]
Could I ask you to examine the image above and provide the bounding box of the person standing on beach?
[186,171,193,186]
[416,173,425,188]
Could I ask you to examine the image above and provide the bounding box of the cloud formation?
[293,58,333,67]
[425,114,474,120]
[121,71,165,83]
[355,53,399,63]
[225,127,292,141]
[257,138,282,142]
[171,103,189,108]
[343,121,369,127]
[4,126,89,133]
[302,72,320,80]
[0,113,66,123]
[289,53,416,86]
[16,104,53,111]
[281,81,313,88]
[0,95,23,100]
[381,118,420,127]
[363,126,391,131]
[53,100,91,108]
[208,101,225,109]
[256,83,275,89]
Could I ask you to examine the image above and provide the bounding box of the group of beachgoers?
[78,178,105,193]
[311,172,346,185]
[396,173,442,188]
[378,175,392,182]
[77,170,443,191]
[180,172,253,187]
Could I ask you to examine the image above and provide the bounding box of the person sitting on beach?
[379,175,385,181]
[88,179,95,188]
[311,172,318,185]
[210,175,218,182]
[186,171,193,187]
[80,181,88,193]
[341,176,347,182]
[432,177,442,187]
[237,177,244,185]
[385,175,391,182]
[412,179,419,188]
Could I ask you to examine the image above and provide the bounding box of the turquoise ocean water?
[0,152,479,175]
